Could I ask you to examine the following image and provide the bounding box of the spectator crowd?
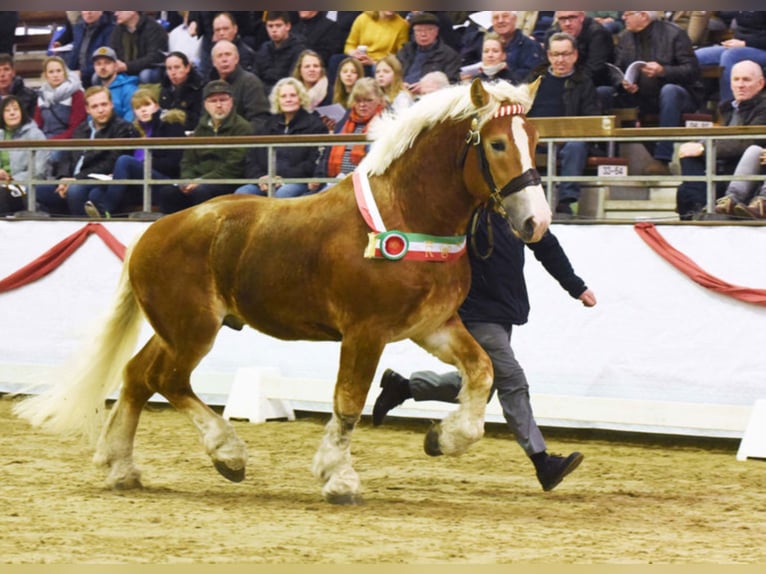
[2,10,766,221]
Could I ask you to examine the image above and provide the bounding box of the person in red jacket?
[34,56,87,140]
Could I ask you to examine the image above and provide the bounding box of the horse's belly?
[231,258,470,344]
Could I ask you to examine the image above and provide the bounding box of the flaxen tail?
[13,244,144,443]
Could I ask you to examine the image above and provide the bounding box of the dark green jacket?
[180,110,253,180]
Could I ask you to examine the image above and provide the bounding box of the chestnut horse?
[15,79,551,504]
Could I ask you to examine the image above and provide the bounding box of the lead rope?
[469,206,494,260]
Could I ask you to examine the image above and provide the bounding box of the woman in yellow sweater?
[344,11,410,66]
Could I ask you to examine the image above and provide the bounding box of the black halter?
[458,111,542,259]
[457,115,542,218]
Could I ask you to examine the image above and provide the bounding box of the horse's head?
[461,78,551,243]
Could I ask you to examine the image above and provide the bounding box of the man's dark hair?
[0,53,15,68]
[266,11,291,24]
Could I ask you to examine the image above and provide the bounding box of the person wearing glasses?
[525,32,601,218]
[546,11,615,90]
[397,12,461,96]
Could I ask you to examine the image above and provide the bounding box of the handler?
[372,208,597,492]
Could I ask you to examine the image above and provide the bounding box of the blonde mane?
[361,81,536,177]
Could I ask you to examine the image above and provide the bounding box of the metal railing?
[2,123,766,220]
[538,124,766,216]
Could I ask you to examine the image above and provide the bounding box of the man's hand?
[621,80,639,94]
[579,288,597,307]
[258,175,282,193]
[678,141,705,159]
[722,38,745,49]
[179,182,198,194]
[55,177,76,198]
[642,61,664,78]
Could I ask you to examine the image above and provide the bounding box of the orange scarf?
[326,105,384,177]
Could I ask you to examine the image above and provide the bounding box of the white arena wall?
[1,219,765,439]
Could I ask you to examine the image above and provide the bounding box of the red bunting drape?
[0,223,126,294]
[634,221,766,306]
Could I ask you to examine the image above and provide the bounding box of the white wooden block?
[222,367,295,423]
[737,400,766,461]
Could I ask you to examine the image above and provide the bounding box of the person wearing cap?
[108,11,168,85]
[397,12,461,96]
[91,46,139,121]
[65,11,115,89]
[209,39,270,132]
[154,79,253,214]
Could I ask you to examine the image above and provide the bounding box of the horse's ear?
[470,77,489,108]
[526,76,542,103]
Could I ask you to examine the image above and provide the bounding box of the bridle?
[456,104,542,218]
[458,104,542,259]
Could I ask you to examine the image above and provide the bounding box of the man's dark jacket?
[109,12,168,76]
[716,90,766,161]
[51,114,138,179]
[66,12,115,88]
[253,34,307,92]
[7,76,37,118]
[615,19,704,108]
[291,12,345,66]
[459,210,586,326]
[546,16,615,86]
[397,38,462,84]
[525,66,601,117]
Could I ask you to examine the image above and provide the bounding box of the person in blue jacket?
[91,46,139,121]
[372,208,597,492]
[64,11,115,88]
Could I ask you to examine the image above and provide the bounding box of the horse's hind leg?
[146,339,248,483]
[94,334,247,488]
[414,318,494,457]
[93,339,157,489]
[312,334,384,504]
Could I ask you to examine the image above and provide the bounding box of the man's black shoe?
[537,451,584,491]
[371,369,410,426]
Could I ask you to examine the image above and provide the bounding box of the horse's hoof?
[424,424,443,457]
[325,492,364,505]
[111,477,144,490]
[214,460,246,483]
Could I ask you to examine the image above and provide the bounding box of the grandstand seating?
[12,11,68,82]
[3,12,761,222]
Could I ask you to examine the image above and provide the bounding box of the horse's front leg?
[312,334,384,504]
[415,316,494,457]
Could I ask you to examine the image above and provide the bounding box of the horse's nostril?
[523,216,537,241]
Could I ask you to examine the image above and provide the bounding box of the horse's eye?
[490,141,506,152]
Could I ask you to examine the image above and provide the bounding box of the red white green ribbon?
[352,170,466,262]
